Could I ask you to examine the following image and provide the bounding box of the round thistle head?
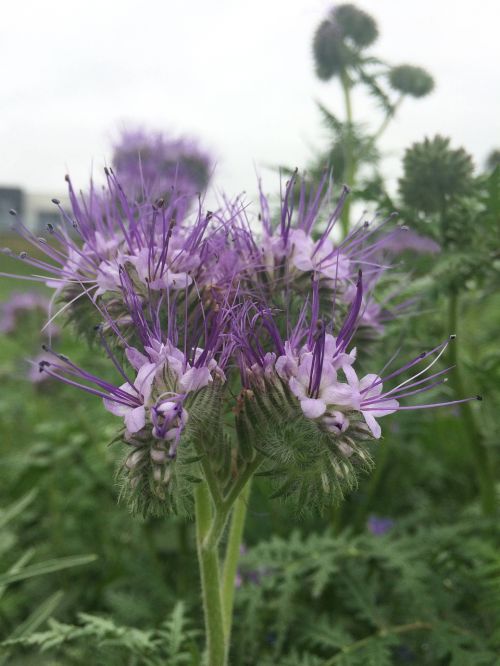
[313,18,346,80]
[399,136,474,214]
[333,4,378,48]
[389,64,434,98]
[312,4,378,81]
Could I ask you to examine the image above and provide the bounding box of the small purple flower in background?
[0,291,58,336]
[367,514,395,536]
[375,227,440,254]
[112,128,213,203]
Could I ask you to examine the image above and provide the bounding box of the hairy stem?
[221,479,252,639]
[447,290,496,516]
[194,482,227,666]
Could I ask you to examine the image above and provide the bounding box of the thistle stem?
[194,482,227,666]
[447,290,496,516]
[221,479,252,639]
[340,68,355,239]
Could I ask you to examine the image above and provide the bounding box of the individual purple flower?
[367,515,395,536]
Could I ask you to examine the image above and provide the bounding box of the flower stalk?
[194,482,227,666]
[221,480,252,638]
[194,465,256,665]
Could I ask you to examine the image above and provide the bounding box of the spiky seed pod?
[389,65,435,98]
[399,136,475,214]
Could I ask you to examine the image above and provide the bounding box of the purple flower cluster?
[112,128,213,204]
[2,166,479,510]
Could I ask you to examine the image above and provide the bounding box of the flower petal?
[300,398,326,419]
[362,411,382,439]
[179,366,212,392]
[125,406,146,433]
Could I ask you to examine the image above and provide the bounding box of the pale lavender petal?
[125,406,146,433]
[300,398,326,419]
[126,347,149,370]
[289,376,307,400]
[321,382,356,407]
[135,363,158,402]
[362,411,382,439]
[179,366,212,392]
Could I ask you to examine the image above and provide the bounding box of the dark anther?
[64,174,70,182]
[9,209,17,216]
[47,223,54,232]
[476,395,483,401]
[51,198,60,205]
[19,251,28,259]
[449,334,456,340]
[104,166,110,176]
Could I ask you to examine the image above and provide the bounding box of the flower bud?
[389,65,434,98]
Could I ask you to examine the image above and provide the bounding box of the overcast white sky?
[0,0,499,201]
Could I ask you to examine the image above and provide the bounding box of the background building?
[0,186,67,233]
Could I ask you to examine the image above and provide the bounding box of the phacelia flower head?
[112,128,213,203]
[231,272,480,511]
[36,263,233,516]
[2,169,224,341]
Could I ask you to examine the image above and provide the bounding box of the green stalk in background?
[339,68,355,239]
[447,291,497,516]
